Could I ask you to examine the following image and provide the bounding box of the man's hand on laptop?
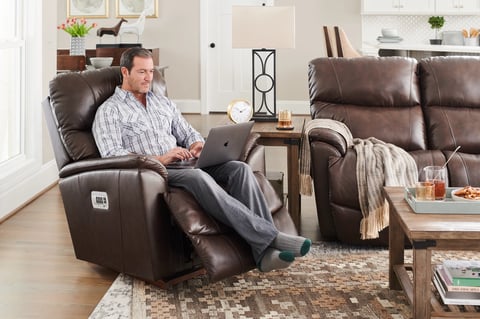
[154,147,195,165]
[189,141,204,158]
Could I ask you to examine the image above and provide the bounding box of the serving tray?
[404,187,480,214]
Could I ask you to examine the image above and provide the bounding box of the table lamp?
[232,6,295,121]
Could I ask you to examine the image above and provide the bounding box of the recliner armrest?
[59,155,168,179]
[240,132,261,162]
[308,127,350,156]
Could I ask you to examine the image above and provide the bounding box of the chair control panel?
[91,191,109,210]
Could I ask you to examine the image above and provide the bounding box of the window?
[0,0,43,210]
[0,1,22,164]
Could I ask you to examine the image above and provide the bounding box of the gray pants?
[167,161,278,263]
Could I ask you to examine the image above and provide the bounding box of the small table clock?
[227,99,253,123]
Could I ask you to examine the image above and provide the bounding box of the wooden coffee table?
[383,187,480,319]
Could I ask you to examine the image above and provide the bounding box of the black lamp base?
[252,114,278,122]
[251,49,277,122]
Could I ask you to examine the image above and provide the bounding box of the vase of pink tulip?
[57,17,97,56]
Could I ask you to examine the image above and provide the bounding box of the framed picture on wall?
[116,0,158,18]
[67,0,109,18]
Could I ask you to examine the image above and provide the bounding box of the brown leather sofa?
[43,67,297,287]
[307,56,480,246]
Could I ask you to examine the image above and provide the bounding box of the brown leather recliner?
[43,67,297,287]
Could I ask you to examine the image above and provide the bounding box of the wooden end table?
[184,114,307,231]
[251,117,306,231]
[383,187,480,319]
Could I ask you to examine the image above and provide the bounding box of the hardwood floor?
[0,185,117,319]
[0,184,320,319]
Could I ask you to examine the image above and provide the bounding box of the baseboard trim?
[0,160,58,223]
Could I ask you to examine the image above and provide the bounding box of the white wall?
[275,0,362,101]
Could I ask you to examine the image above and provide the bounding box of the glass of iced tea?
[423,166,447,200]
[415,181,435,201]
[277,110,293,129]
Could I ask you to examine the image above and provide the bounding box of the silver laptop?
[166,121,254,169]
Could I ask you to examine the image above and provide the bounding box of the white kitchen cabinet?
[435,0,480,14]
[362,0,434,15]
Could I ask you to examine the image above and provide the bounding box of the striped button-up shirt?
[92,87,204,158]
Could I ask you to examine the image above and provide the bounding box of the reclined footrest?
[164,187,256,282]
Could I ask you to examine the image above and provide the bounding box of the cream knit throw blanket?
[300,120,418,240]
[300,119,353,196]
[354,137,418,239]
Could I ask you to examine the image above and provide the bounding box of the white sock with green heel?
[258,248,295,272]
[271,232,312,257]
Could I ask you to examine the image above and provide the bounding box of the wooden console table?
[56,47,159,72]
[184,114,307,231]
[384,187,480,319]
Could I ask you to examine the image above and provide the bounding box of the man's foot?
[271,232,312,257]
[258,248,295,272]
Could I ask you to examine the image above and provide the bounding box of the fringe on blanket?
[300,174,313,197]
[359,200,390,240]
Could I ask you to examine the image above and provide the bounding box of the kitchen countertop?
[364,41,480,53]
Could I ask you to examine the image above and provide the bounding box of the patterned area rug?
[89,242,478,319]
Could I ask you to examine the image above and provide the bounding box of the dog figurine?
[97,18,128,38]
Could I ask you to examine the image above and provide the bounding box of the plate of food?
[451,186,480,201]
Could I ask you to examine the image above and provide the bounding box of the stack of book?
[433,260,480,306]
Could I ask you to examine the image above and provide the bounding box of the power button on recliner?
[91,191,109,210]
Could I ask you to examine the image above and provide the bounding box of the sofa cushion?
[420,56,480,153]
[308,57,426,151]
[445,152,480,187]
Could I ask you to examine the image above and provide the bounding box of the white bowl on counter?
[381,28,398,38]
[90,57,113,69]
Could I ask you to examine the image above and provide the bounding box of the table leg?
[413,245,432,319]
[286,140,301,231]
[388,205,404,290]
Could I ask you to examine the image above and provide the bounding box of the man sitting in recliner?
[92,47,311,272]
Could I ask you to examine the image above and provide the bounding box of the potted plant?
[428,16,445,45]
[57,17,97,56]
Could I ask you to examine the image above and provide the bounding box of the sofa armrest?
[240,132,260,160]
[308,127,352,241]
[59,155,168,179]
[241,132,266,174]
[308,127,350,156]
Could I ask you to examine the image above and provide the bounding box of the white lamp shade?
[232,6,295,49]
